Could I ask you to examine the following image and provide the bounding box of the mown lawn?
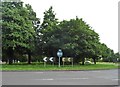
[1,62,119,71]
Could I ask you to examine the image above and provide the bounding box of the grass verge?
[1,62,119,71]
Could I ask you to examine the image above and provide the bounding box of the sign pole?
[44,62,46,67]
[52,58,54,66]
[72,59,73,67]
[59,57,60,67]
[57,49,63,68]
[43,57,47,67]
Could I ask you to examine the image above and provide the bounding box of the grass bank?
[1,62,119,71]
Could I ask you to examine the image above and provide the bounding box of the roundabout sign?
[57,49,63,67]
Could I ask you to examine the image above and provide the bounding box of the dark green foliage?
[38,7,101,65]
[2,2,118,65]
[38,6,59,57]
[38,7,118,65]
[2,1,39,64]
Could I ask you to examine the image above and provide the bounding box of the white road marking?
[97,76,119,81]
[56,77,89,80]
[35,78,54,80]
[72,78,89,80]
[34,72,44,74]
[112,78,119,81]
[34,77,89,81]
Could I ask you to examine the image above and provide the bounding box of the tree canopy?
[2,1,39,64]
[2,2,118,65]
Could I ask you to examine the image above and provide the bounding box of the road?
[2,69,119,85]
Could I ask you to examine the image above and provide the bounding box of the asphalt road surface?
[2,69,119,85]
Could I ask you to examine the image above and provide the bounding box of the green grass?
[1,62,119,71]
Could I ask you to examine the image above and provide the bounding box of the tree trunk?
[82,57,85,65]
[93,57,96,64]
[8,57,13,64]
[28,51,31,64]
[8,47,14,64]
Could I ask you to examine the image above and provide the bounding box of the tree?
[2,1,39,64]
[114,52,120,62]
[39,13,101,65]
[57,17,101,65]
[39,6,59,57]
[24,4,40,64]
[36,6,115,65]
[96,43,116,62]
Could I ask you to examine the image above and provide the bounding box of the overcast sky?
[22,0,118,53]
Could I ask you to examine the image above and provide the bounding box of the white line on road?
[34,72,44,74]
[35,78,54,80]
[34,78,89,81]
[55,77,89,80]
[112,78,119,81]
[72,78,89,80]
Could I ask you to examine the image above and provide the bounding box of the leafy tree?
[39,6,59,57]
[58,17,100,65]
[96,43,117,62]
[114,52,120,62]
[24,4,40,64]
[37,6,116,65]
[39,13,101,65]
[2,1,39,64]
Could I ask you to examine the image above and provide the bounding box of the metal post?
[63,61,64,67]
[57,49,63,67]
[72,60,73,67]
[44,62,46,67]
[53,62,54,66]
[59,57,60,67]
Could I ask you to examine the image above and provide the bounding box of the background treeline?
[1,1,120,65]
